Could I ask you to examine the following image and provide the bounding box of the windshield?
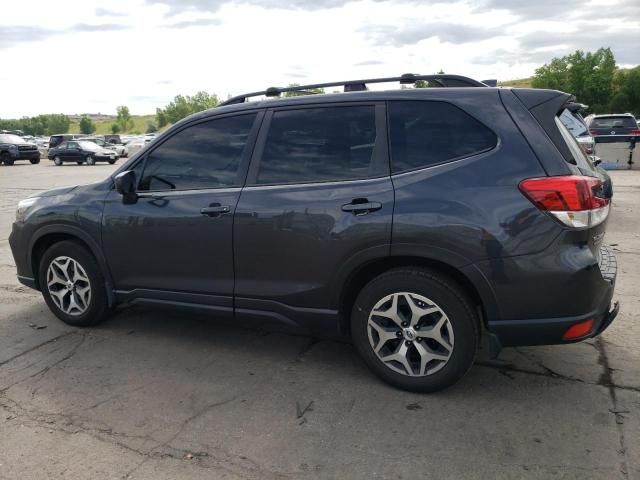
[591,116,636,129]
[78,141,101,151]
[0,134,26,144]
[555,116,596,172]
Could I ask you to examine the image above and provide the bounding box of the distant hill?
[499,78,533,88]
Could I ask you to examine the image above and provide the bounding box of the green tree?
[146,120,158,133]
[43,114,70,135]
[116,105,134,132]
[79,116,96,135]
[282,83,324,97]
[111,123,121,134]
[156,107,168,128]
[157,91,219,124]
[531,48,617,113]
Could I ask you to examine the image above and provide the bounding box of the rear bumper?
[486,245,618,348]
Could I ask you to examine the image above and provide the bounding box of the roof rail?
[220,73,488,106]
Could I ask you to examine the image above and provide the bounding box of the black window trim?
[245,101,389,187]
[129,110,264,194]
[385,99,499,175]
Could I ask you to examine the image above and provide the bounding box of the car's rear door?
[102,111,262,313]
[233,103,393,331]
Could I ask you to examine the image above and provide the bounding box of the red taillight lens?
[630,129,640,135]
[590,130,598,136]
[519,176,610,228]
[562,319,595,340]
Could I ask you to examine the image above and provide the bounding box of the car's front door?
[66,142,82,162]
[102,112,261,313]
[233,104,393,328]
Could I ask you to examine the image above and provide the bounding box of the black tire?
[77,161,84,165]
[350,268,478,393]
[39,240,110,327]
[30,158,40,164]
[86,155,96,166]
[1,153,14,166]
[108,159,116,165]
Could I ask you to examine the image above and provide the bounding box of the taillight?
[579,144,593,155]
[630,129,640,135]
[519,175,610,228]
[590,130,598,136]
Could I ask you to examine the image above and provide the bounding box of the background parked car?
[49,134,83,149]
[0,133,41,165]
[588,114,640,142]
[78,137,128,157]
[47,140,118,165]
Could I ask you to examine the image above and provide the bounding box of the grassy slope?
[499,77,533,88]
[68,115,157,135]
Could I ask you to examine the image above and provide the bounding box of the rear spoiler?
[513,89,576,166]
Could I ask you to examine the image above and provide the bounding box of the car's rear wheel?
[30,158,40,164]
[39,241,110,327]
[1,153,14,166]
[108,159,116,165]
[86,155,96,165]
[54,156,63,166]
[350,268,478,392]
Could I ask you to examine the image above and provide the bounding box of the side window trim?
[245,102,389,187]
[130,110,264,193]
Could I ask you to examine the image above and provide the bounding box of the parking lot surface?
[0,161,638,480]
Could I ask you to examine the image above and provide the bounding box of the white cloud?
[0,0,637,118]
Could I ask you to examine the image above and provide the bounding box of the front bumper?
[487,245,619,348]
[15,150,41,160]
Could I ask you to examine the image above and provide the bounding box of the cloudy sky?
[0,0,638,118]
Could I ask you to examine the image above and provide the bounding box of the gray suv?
[9,74,619,392]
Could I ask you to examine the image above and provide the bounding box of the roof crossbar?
[220,73,487,106]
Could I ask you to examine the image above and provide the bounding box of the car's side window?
[138,113,257,192]
[388,101,497,173]
[255,106,380,185]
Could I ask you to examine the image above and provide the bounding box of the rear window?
[388,101,497,173]
[591,116,636,129]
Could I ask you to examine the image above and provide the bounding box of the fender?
[331,243,501,323]
[28,223,116,306]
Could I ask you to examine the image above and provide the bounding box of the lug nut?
[396,331,403,338]
[405,341,412,346]
[401,322,408,327]
[416,337,423,343]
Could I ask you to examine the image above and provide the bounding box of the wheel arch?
[337,255,498,336]
[29,225,115,306]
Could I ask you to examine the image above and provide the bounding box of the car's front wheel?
[1,153,14,166]
[54,156,63,166]
[30,158,40,164]
[86,155,96,165]
[350,268,478,392]
[39,241,110,326]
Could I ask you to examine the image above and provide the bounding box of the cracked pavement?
[0,162,638,479]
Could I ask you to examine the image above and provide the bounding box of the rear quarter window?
[388,101,497,173]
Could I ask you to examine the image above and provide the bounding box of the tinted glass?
[139,114,256,191]
[591,116,636,129]
[256,106,378,185]
[389,101,497,173]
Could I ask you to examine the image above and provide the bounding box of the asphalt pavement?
[0,160,638,479]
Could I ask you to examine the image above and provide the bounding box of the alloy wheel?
[46,256,91,316]
[367,292,454,376]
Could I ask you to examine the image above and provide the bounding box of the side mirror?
[114,170,138,204]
